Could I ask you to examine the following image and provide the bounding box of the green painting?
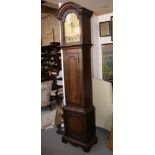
[102,44,113,81]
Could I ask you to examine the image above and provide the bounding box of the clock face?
[64,13,80,43]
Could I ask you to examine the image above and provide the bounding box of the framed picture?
[99,21,111,37]
[102,43,113,81]
[110,16,113,41]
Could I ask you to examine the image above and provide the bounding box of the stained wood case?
[56,2,97,152]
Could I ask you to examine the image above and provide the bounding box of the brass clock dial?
[64,13,80,43]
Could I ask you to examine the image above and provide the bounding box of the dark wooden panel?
[67,112,84,140]
[82,15,91,44]
[63,49,83,107]
[82,46,93,107]
[85,108,95,142]
[63,106,96,142]
[67,54,79,103]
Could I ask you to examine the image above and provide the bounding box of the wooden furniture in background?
[41,42,63,109]
[41,42,60,82]
[56,2,97,152]
[107,127,113,151]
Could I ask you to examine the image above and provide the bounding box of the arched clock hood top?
[56,2,93,21]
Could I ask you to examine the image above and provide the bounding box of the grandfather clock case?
[56,2,97,152]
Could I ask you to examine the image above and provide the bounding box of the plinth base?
[62,136,97,152]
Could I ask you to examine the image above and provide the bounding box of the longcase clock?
[56,2,97,152]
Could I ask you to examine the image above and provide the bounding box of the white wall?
[98,13,113,79]
[91,13,113,79]
[91,15,100,78]
[91,13,113,130]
